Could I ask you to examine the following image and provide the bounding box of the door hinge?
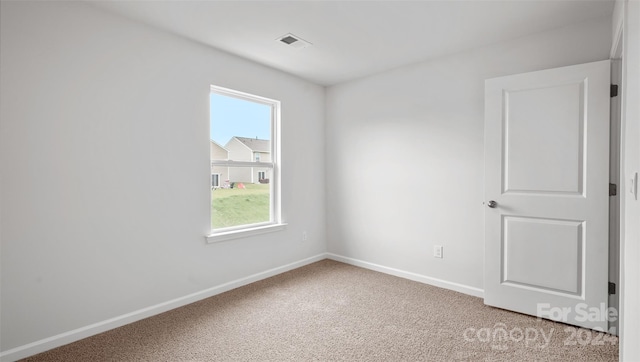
[610,183,617,196]
[609,282,616,295]
[611,84,619,97]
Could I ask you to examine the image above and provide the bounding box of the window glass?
[210,86,279,232]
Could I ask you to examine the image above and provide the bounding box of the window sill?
[206,223,287,244]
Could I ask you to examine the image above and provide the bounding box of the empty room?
[1,1,639,361]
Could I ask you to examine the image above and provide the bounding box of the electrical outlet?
[302,231,308,242]
[434,245,443,258]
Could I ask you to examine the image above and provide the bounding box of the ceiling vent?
[277,33,312,49]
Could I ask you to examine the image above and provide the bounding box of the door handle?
[487,200,498,208]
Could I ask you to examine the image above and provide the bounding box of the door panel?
[504,82,584,194]
[503,216,582,294]
[484,60,610,331]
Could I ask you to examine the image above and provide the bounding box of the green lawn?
[211,183,270,229]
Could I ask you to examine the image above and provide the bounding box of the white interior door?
[484,60,610,331]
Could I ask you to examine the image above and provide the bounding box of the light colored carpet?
[23,260,618,361]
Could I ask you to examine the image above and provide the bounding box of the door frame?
[609,41,623,335]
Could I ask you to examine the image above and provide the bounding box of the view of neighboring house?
[211,137,271,186]
[224,136,271,184]
[210,140,229,188]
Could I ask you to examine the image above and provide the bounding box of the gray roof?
[235,137,271,153]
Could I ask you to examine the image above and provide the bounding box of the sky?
[210,92,271,146]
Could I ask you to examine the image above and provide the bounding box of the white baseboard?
[0,253,327,362]
[326,253,484,298]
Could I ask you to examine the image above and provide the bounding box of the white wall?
[0,1,325,356]
[615,0,640,359]
[325,17,612,291]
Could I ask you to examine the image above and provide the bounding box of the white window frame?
[206,85,285,243]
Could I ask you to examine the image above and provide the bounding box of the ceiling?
[92,0,614,86]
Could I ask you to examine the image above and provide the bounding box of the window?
[207,85,284,242]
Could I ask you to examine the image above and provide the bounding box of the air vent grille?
[280,36,298,45]
[277,33,312,49]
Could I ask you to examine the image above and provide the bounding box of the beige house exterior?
[224,136,271,184]
[210,140,229,188]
